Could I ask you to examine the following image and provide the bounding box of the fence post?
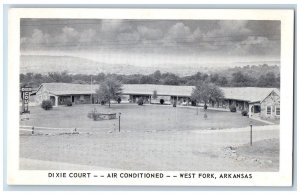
[118,112,121,132]
[32,126,34,135]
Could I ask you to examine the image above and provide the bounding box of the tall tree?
[153,70,162,81]
[217,76,228,86]
[139,75,156,84]
[95,78,123,108]
[162,73,180,85]
[210,74,219,84]
[191,82,224,107]
[257,72,278,87]
[231,71,254,87]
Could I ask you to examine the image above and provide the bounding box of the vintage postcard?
[6,8,294,186]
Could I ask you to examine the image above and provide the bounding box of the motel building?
[31,83,280,120]
[219,87,280,120]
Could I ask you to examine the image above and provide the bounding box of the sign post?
[118,112,121,132]
[21,87,32,114]
[249,120,253,146]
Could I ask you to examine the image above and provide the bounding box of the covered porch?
[249,101,261,118]
[50,94,93,106]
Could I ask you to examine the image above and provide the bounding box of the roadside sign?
[21,87,32,114]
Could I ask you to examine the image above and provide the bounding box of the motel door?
[50,96,56,106]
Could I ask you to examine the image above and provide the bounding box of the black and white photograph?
[6,8,294,186]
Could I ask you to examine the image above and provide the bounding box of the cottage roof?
[36,83,279,103]
[37,83,195,97]
[122,84,194,97]
[221,87,280,103]
[38,83,96,95]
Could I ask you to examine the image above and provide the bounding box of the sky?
[20,19,281,67]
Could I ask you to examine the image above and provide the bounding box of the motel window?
[267,106,272,115]
[276,107,280,116]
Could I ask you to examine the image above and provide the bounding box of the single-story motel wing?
[31,83,280,120]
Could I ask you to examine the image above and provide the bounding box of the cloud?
[79,29,97,43]
[21,27,99,48]
[57,26,79,43]
[194,21,280,56]
[190,27,204,40]
[162,22,195,47]
[101,19,131,33]
[20,29,52,50]
[24,29,50,44]
[137,26,163,40]
[240,36,269,44]
[235,36,280,56]
[166,22,192,41]
[32,29,49,43]
[206,21,252,38]
[20,19,280,58]
[117,31,140,43]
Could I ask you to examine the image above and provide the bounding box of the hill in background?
[20,55,280,77]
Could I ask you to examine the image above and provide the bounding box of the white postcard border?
[7,8,294,186]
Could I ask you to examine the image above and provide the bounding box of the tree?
[117,97,122,104]
[217,76,228,86]
[276,74,280,88]
[191,82,224,107]
[210,74,219,84]
[231,71,254,87]
[137,97,144,105]
[41,100,53,110]
[256,72,278,87]
[153,70,162,80]
[139,75,156,84]
[95,73,106,83]
[162,73,180,85]
[95,78,123,108]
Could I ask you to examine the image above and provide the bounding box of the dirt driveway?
[20,125,279,171]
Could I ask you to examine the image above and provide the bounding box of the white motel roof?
[122,84,194,97]
[221,87,280,103]
[36,83,279,103]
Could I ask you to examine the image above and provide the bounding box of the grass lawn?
[20,103,279,171]
[20,128,279,171]
[20,103,265,133]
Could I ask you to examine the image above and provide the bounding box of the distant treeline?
[20,65,280,89]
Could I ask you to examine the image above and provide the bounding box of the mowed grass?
[20,104,265,133]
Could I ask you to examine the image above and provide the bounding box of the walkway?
[250,116,275,125]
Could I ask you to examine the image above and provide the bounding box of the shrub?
[137,97,144,105]
[91,112,98,121]
[41,100,53,110]
[160,99,165,104]
[241,110,248,116]
[87,109,98,121]
[191,100,197,106]
[65,99,72,106]
[117,97,121,104]
[229,104,237,112]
